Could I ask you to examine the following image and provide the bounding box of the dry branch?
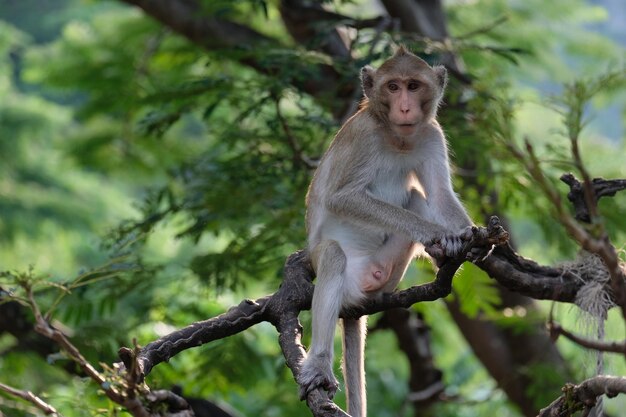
[120,217,584,417]
[561,174,626,223]
[538,376,626,417]
[20,282,194,417]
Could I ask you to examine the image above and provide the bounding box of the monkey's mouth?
[393,124,418,139]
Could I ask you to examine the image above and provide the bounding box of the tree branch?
[120,294,278,379]
[121,0,274,49]
[538,376,626,417]
[476,244,588,302]
[278,0,351,59]
[0,382,61,416]
[111,204,626,417]
[114,210,622,416]
[17,282,193,417]
[117,220,508,416]
[121,218,507,375]
[561,173,626,223]
[548,321,626,354]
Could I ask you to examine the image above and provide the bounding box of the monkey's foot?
[298,355,339,400]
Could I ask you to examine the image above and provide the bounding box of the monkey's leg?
[299,240,346,400]
[342,316,367,417]
[382,260,415,295]
[377,236,416,293]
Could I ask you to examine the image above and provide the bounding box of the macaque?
[298,46,473,417]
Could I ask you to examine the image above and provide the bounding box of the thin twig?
[26,285,111,390]
[274,96,317,169]
[0,382,61,416]
[455,15,509,40]
[22,284,158,416]
[548,321,626,354]
[339,15,393,124]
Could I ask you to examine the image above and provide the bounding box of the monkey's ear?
[361,65,376,98]
[433,65,448,91]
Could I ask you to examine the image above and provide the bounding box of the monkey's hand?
[298,354,339,400]
[424,240,448,267]
[425,226,475,267]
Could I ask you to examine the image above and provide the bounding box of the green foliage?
[524,362,571,410]
[452,264,501,318]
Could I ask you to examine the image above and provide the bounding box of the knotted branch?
[561,173,626,223]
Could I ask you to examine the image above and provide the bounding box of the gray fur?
[299,49,473,416]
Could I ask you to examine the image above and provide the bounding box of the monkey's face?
[361,48,448,137]
[384,78,427,137]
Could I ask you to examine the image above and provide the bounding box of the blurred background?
[0,0,624,416]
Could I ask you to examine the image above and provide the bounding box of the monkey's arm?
[326,189,452,244]
[414,153,475,257]
[417,145,473,229]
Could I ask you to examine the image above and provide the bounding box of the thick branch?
[538,376,626,417]
[279,0,351,59]
[477,244,585,302]
[121,0,274,49]
[120,294,278,379]
[119,219,507,416]
[121,219,506,371]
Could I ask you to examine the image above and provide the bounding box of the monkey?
[298,46,474,417]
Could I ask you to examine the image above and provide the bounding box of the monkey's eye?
[387,82,399,92]
[407,81,421,91]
